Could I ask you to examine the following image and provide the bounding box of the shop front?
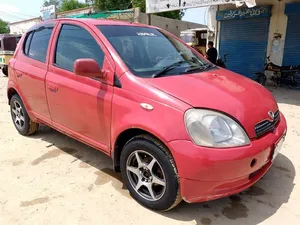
[216,6,272,78]
[283,2,300,65]
[208,0,300,80]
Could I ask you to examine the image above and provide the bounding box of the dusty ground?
[0,71,299,225]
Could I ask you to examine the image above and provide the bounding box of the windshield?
[98,25,211,78]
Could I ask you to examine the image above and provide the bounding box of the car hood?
[145,69,278,138]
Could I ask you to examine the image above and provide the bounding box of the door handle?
[47,83,58,93]
[16,72,22,78]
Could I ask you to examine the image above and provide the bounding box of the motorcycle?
[255,56,300,88]
[216,54,228,68]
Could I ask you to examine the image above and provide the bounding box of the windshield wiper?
[152,60,188,78]
[184,63,216,73]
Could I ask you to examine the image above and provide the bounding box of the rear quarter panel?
[7,37,37,121]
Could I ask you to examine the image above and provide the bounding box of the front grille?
[255,110,280,137]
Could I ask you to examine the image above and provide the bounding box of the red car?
[7,19,287,211]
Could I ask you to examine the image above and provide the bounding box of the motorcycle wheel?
[2,66,8,76]
[288,79,299,89]
[255,73,266,85]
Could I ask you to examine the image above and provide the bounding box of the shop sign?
[216,5,272,20]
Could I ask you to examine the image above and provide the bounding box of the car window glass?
[55,24,104,72]
[23,32,33,55]
[28,27,53,62]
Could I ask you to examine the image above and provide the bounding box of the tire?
[120,135,182,211]
[2,66,8,76]
[255,73,266,85]
[288,80,299,89]
[10,95,39,135]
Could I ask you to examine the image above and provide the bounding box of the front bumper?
[168,113,287,203]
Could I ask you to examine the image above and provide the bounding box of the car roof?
[48,18,152,28]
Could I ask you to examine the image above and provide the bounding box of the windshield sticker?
[136,32,157,36]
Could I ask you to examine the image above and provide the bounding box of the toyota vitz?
[7,19,287,211]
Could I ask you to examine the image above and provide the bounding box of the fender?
[110,91,190,156]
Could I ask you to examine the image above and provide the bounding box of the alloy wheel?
[11,100,25,130]
[126,150,166,201]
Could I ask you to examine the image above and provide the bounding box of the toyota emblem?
[268,111,275,120]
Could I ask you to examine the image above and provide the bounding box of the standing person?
[205,41,218,64]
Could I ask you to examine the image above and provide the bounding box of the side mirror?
[74,58,105,79]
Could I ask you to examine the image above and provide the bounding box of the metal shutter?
[283,16,300,65]
[219,18,270,78]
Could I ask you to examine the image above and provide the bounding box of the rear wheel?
[2,66,8,76]
[287,74,299,89]
[120,135,181,211]
[10,95,39,135]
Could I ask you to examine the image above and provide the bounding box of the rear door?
[46,21,114,153]
[14,22,56,123]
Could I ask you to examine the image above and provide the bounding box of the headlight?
[184,109,250,148]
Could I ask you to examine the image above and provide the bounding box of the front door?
[46,22,114,153]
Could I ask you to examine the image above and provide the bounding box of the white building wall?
[8,7,94,35]
[139,13,206,37]
[8,7,205,38]
[9,18,41,35]
[210,0,300,66]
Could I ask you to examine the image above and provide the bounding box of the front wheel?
[255,73,267,85]
[120,135,181,211]
[216,60,226,68]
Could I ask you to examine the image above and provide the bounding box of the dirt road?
[0,71,299,225]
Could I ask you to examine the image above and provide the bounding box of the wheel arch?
[7,87,19,105]
[112,128,174,172]
[7,85,35,122]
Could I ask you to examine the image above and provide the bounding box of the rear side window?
[55,24,104,72]
[23,27,53,62]
[24,32,33,55]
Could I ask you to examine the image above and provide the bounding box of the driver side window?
[55,24,104,72]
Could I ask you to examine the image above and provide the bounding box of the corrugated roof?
[9,17,41,25]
